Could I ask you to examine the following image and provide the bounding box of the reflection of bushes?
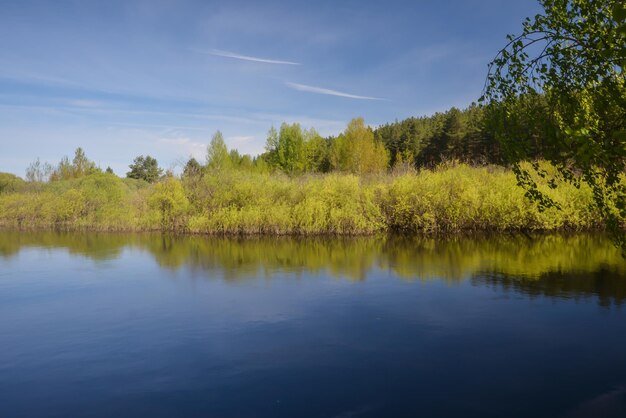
[2,231,623,306]
[382,234,625,282]
[0,163,607,234]
[2,231,624,287]
[144,235,384,281]
[0,231,130,261]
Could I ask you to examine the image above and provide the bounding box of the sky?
[0,0,541,176]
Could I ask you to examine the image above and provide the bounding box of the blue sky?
[0,0,540,176]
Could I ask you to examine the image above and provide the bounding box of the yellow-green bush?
[0,173,140,231]
[0,172,26,194]
[0,162,610,234]
[147,177,189,230]
[382,163,598,232]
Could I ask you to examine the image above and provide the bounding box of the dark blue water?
[1,232,625,417]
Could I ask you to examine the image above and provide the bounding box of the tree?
[464,103,496,163]
[47,148,100,181]
[52,156,73,181]
[127,155,163,183]
[330,118,389,175]
[264,126,280,167]
[442,107,464,158]
[25,149,101,182]
[25,158,53,182]
[105,166,114,175]
[391,150,415,174]
[239,154,253,170]
[482,0,626,250]
[277,123,306,173]
[304,130,330,172]
[71,147,97,177]
[206,131,231,170]
[229,149,242,166]
[263,123,307,173]
[182,158,202,178]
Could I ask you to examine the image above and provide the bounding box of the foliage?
[482,0,626,250]
[383,161,596,232]
[0,172,137,229]
[182,158,202,178]
[126,155,163,183]
[206,131,232,171]
[25,148,100,183]
[0,172,26,194]
[263,126,280,167]
[49,148,100,181]
[25,158,54,182]
[264,118,388,175]
[374,104,500,168]
[263,123,307,173]
[0,162,610,235]
[276,123,306,173]
[329,118,389,174]
[304,131,330,172]
[148,177,189,230]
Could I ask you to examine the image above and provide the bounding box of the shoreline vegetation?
[0,112,622,236]
[0,160,606,235]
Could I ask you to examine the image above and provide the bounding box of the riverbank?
[0,162,605,235]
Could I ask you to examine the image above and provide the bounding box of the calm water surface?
[1,232,625,417]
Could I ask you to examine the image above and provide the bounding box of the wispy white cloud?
[285,82,386,101]
[197,49,301,65]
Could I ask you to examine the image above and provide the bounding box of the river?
[1,232,625,417]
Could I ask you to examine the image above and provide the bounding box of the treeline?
[376,104,499,167]
[185,99,555,177]
[25,148,103,182]
[18,98,559,184]
[182,117,389,177]
[196,106,503,176]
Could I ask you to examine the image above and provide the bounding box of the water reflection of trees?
[474,269,626,307]
[0,231,129,260]
[1,231,624,304]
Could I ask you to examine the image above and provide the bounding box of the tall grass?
[0,162,607,234]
